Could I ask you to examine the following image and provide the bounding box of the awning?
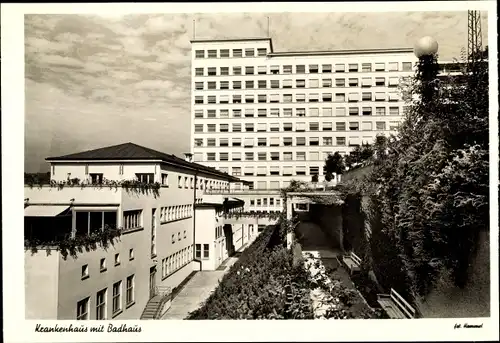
[24,205,71,217]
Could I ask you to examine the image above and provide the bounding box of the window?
[349,107,360,116]
[100,258,106,272]
[269,123,280,132]
[297,94,306,102]
[219,109,229,118]
[220,124,229,132]
[232,138,241,147]
[362,107,372,115]
[283,65,293,74]
[136,173,154,183]
[296,79,306,88]
[348,63,358,72]
[233,66,242,75]
[123,210,141,230]
[195,50,205,58]
[195,68,204,76]
[112,281,122,315]
[203,244,209,258]
[219,95,229,104]
[207,49,217,58]
[375,92,386,101]
[322,122,333,131]
[348,78,359,87]
[232,109,242,118]
[219,138,229,147]
[308,108,319,117]
[129,248,134,260]
[362,121,373,131]
[77,297,89,320]
[245,95,254,105]
[348,93,360,102]
[207,96,216,104]
[257,48,267,56]
[309,137,319,146]
[90,173,103,184]
[335,93,346,102]
[245,123,254,132]
[233,49,242,58]
[244,166,254,176]
[220,81,229,90]
[336,137,346,146]
[194,110,203,119]
[245,48,254,57]
[207,67,216,76]
[220,49,230,58]
[362,92,372,101]
[232,167,242,176]
[114,253,120,266]
[336,122,346,131]
[295,65,305,73]
[220,67,229,76]
[270,65,279,74]
[232,123,241,132]
[283,94,293,103]
[308,93,318,102]
[207,153,216,161]
[362,77,372,87]
[296,137,306,146]
[296,166,306,175]
[81,264,89,279]
[207,138,216,147]
[283,137,293,146]
[195,82,203,90]
[375,63,385,71]
[349,122,360,131]
[336,107,347,117]
[321,93,332,102]
[375,77,385,86]
[322,64,332,73]
[96,288,107,320]
[389,121,399,130]
[335,64,345,73]
[376,107,386,115]
[232,152,241,161]
[282,79,292,88]
[323,108,333,117]
[283,166,293,176]
[258,94,267,103]
[194,97,203,105]
[323,137,333,146]
[309,79,319,88]
[389,92,400,101]
[376,121,386,130]
[402,62,413,71]
[269,151,280,161]
[206,124,215,132]
[126,275,134,305]
[219,153,228,161]
[388,62,399,71]
[296,152,306,161]
[335,78,345,87]
[356,62,370,72]
[245,66,254,75]
[257,137,267,146]
[280,108,291,117]
[309,122,319,131]
[389,77,399,87]
[296,122,306,132]
[389,107,400,115]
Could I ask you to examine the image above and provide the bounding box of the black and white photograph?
[1,1,498,342]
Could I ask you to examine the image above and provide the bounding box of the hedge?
[186,225,313,319]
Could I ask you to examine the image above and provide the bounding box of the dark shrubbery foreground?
[186,225,313,319]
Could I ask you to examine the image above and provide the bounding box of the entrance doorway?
[149,266,157,299]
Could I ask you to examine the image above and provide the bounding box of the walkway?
[162,244,247,320]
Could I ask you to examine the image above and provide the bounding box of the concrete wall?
[25,250,60,319]
[194,207,217,270]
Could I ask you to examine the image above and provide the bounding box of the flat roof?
[268,47,414,57]
[190,37,274,52]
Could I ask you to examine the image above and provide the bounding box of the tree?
[324,152,345,180]
[311,174,319,183]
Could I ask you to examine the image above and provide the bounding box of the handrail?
[152,286,173,319]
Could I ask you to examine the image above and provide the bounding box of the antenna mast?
[467,10,483,63]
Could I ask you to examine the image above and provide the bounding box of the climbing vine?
[25,225,122,260]
[25,177,162,198]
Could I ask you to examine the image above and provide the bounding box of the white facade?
[190,38,418,191]
[24,147,243,320]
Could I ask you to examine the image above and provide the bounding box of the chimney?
[184,153,193,162]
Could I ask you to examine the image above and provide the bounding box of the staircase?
[140,286,172,320]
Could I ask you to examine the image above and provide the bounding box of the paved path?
[162,253,241,319]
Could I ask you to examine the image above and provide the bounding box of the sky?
[24,10,489,172]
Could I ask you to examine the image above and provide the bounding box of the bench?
[377,288,416,319]
[342,251,362,275]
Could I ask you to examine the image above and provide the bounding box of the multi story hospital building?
[190,37,418,194]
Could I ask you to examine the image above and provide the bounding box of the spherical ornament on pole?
[414,36,439,58]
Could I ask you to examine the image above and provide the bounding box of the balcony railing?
[204,188,282,195]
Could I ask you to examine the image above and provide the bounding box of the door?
[149,266,157,299]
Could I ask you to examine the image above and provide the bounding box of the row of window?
[215,225,223,239]
[249,198,282,207]
[204,165,339,177]
[171,230,188,244]
[195,47,268,59]
[194,106,406,119]
[193,62,413,75]
[194,92,402,104]
[175,174,229,190]
[81,251,133,281]
[76,275,134,320]
[194,76,402,90]
[161,246,193,279]
[159,204,193,223]
[194,120,398,134]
